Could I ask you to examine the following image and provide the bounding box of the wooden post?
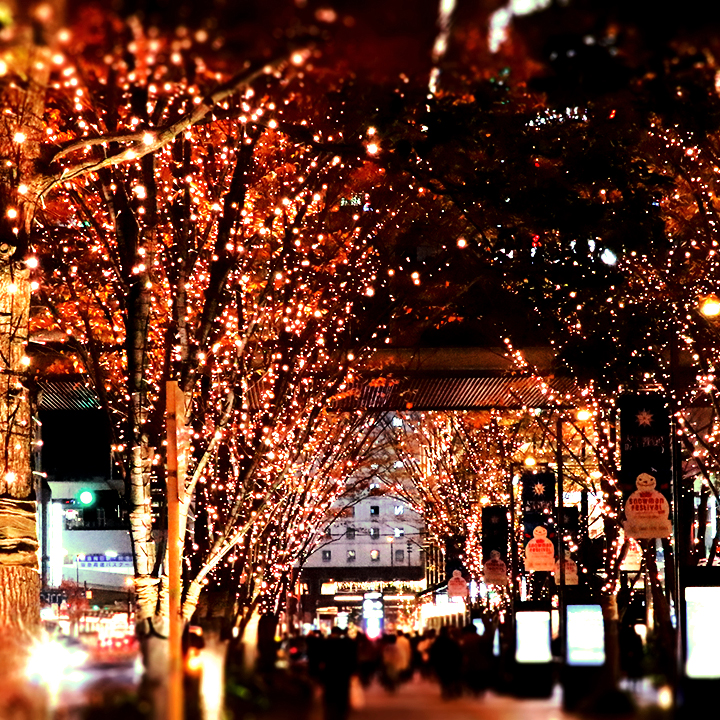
[166,381,184,720]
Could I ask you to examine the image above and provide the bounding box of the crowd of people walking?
[297,623,493,720]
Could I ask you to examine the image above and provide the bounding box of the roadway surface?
[347,675,664,720]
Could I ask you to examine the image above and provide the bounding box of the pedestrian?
[355,631,378,687]
[429,625,463,699]
[619,621,645,688]
[417,628,436,678]
[460,623,490,696]
[319,626,357,720]
[396,629,413,682]
[306,628,324,682]
[380,634,404,692]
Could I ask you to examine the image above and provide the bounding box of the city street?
[347,675,646,720]
[4,2,720,718]
[27,651,141,720]
[353,678,570,720]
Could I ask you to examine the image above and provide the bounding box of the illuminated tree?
[0,0,64,649]
[0,1,311,654]
[26,8,468,704]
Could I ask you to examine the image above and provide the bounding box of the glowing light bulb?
[700,296,720,317]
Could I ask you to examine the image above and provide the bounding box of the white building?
[303,494,424,571]
[300,494,425,630]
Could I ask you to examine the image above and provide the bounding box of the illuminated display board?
[686,586,720,679]
[515,610,552,664]
[566,604,605,667]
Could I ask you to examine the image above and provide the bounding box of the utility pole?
[556,415,566,666]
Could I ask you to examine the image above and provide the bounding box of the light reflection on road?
[31,653,142,719]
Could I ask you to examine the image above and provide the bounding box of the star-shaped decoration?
[636,410,653,426]
[533,482,546,496]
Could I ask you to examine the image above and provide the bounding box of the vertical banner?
[482,505,509,585]
[619,394,672,539]
[445,534,467,580]
[522,469,556,571]
[482,505,508,562]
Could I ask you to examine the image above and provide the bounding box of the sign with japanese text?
[553,551,579,585]
[448,569,469,598]
[483,550,509,585]
[525,526,556,571]
[521,469,556,570]
[619,394,672,539]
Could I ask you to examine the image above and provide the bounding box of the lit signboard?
[515,610,552,664]
[566,604,605,667]
[686,586,720,679]
[363,592,384,640]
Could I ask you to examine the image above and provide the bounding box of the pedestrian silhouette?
[319,627,357,720]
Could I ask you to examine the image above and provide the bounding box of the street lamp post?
[556,415,567,667]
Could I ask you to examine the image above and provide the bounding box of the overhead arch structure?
[334,346,581,411]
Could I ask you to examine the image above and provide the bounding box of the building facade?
[300,493,425,631]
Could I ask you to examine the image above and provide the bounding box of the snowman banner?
[619,394,672,539]
[525,526,556,571]
[521,469,556,571]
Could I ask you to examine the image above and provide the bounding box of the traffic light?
[78,489,95,506]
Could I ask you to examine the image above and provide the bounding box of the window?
[346,528,356,540]
[395,549,405,563]
[340,506,355,518]
[323,527,332,538]
[369,527,380,539]
[370,505,380,516]
[347,550,356,562]
[394,505,404,515]
[394,527,405,538]
[370,549,380,562]
[322,550,332,562]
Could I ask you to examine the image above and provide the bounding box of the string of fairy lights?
[10,4,720,625]
[24,17,440,617]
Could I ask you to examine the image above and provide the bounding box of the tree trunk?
[0,0,59,653]
[645,542,677,681]
[199,629,229,720]
[139,633,170,720]
[0,567,43,719]
[0,259,39,636]
[600,592,620,688]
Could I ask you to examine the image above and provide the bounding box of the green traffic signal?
[79,490,95,506]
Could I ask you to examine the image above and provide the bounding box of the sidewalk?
[350,675,575,720]
[346,674,671,720]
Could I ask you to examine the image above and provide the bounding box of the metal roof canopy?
[333,347,582,411]
[37,380,101,411]
[36,347,583,413]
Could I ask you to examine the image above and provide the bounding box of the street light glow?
[700,297,720,317]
